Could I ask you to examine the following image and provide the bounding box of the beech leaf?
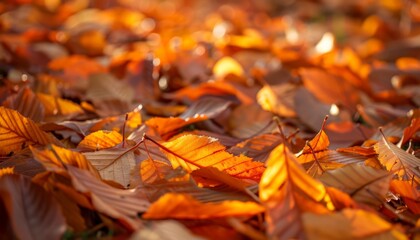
[0,174,67,240]
[0,106,61,156]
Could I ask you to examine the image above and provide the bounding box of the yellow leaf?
[213,56,244,79]
[0,106,61,156]
[78,130,122,151]
[143,193,264,219]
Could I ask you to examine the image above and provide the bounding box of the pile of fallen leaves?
[0,0,419,239]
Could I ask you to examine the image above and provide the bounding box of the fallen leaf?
[319,163,392,206]
[77,130,122,151]
[0,106,61,156]
[83,147,136,188]
[0,174,67,240]
[303,209,406,240]
[2,86,44,122]
[143,193,264,219]
[158,134,265,181]
[259,144,334,239]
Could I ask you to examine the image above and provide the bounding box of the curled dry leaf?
[159,134,265,181]
[0,106,61,156]
[143,193,264,220]
[0,174,67,240]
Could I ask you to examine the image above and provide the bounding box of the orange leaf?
[169,81,253,105]
[0,106,61,156]
[143,193,264,220]
[78,130,123,151]
[30,144,100,178]
[297,129,330,164]
[257,83,297,117]
[0,174,66,239]
[146,116,207,139]
[159,134,265,181]
[390,180,420,214]
[259,144,334,239]
[36,92,84,119]
[0,167,14,177]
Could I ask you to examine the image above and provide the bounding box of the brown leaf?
[0,174,66,240]
[2,87,44,122]
[67,165,149,230]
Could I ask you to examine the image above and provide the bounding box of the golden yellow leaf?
[143,193,264,219]
[159,134,265,181]
[78,130,122,151]
[30,144,100,178]
[260,144,334,239]
[37,93,84,118]
[213,56,244,79]
[0,106,61,156]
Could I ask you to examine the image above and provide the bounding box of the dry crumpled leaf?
[159,134,265,181]
[0,174,67,240]
[302,209,407,240]
[143,193,264,220]
[259,144,334,239]
[0,106,61,156]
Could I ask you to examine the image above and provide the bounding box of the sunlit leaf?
[259,144,334,239]
[0,106,61,156]
[374,136,420,181]
[0,167,14,177]
[319,163,392,206]
[0,174,67,240]
[30,144,100,178]
[146,116,207,139]
[78,130,122,151]
[303,209,406,240]
[390,180,420,214]
[36,93,84,120]
[143,193,264,219]
[297,129,330,164]
[159,134,265,181]
[213,56,244,79]
[257,83,297,117]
